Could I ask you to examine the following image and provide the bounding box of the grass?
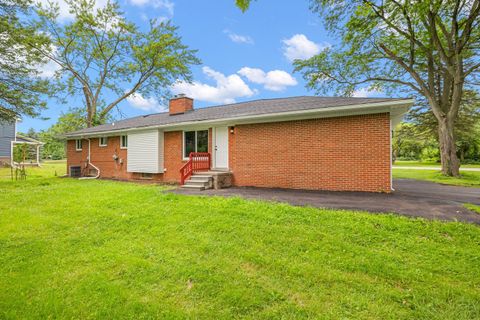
[0,160,66,181]
[394,160,480,168]
[464,203,480,214]
[1,167,480,319]
[393,169,480,187]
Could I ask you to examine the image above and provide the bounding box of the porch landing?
[181,170,232,191]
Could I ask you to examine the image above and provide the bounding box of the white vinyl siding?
[127,130,164,173]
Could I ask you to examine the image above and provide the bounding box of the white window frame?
[120,135,128,149]
[99,136,108,147]
[75,139,83,151]
[182,130,209,160]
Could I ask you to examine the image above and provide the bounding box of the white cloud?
[38,59,60,78]
[224,29,254,45]
[35,0,173,21]
[282,34,329,61]
[171,66,255,104]
[127,93,167,112]
[128,0,174,15]
[352,88,382,97]
[35,0,110,21]
[238,67,297,91]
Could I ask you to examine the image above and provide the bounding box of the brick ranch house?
[65,95,413,192]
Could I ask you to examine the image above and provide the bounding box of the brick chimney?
[169,94,193,115]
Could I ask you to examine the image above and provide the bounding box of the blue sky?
[19,0,368,132]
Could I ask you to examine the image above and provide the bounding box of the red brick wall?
[169,97,193,115]
[163,131,183,182]
[67,114,391,192]
[67,137,164,181]
[67,128,213,183]
[229,113,391,192]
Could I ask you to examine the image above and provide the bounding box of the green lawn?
[0,160,66,181]
[393,168,480,187]
[464,203,480,214]
[394,160,480,168]
[1,167,479,319]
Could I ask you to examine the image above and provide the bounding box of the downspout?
[79,138,100,180]
[390,118,394,192]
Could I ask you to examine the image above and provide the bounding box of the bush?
[420,146,440,162]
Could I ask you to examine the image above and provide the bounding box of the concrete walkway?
[172,179,480,224]
[393,166,480,172]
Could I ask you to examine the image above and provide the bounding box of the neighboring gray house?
[0,119,44,166]
[0,120,16,164]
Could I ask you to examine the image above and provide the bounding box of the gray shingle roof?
[66,96,410,136]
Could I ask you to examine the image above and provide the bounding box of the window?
[99,137,108,147]
[183,130,208,158]
[120,135,128,149]
[70,166,81,177]
[75,139,82,151]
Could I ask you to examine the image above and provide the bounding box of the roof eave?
[65,99,414,138]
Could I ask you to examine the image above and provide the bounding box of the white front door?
[214,126,229,169]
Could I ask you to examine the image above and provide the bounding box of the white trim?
[213,126,229,169]
[182,130,186,160]
[75,139,83,151]
[10,119,17,164]
[120,135,128,149]
[99,136,108,147]
[390,119,394,192]
[12,141,44,146]
[66,100,414,139]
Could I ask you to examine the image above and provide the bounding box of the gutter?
[66,99,415,139]
[78,138,100,180]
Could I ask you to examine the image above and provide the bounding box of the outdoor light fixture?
[230,127,235,134]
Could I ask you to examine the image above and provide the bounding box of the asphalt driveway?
[173,179,480,224]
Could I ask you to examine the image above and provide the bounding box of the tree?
[0,0,51,121]
[408,91,480,162]
[38,108,87,160]
[236,0,480,177]
[294,0,480,177]
[35,0,200,127]
[392,122,426,161]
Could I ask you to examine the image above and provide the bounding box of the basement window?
[120,135,128,149]
[70,166,81,177]
[75,139,82,151]
[99,137,108,147]
[140,173,153,179]
[183,130,208,159]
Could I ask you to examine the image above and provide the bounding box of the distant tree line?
[394,92,480,163]
[20,108,87,160]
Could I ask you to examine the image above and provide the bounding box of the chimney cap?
[174,93,187,99]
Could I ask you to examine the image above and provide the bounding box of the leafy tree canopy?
[0,0,51,121]
[236,0,480,176]
[35,0,200,127]
[294,0,480,176]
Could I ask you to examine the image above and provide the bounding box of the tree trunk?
[437,117,460,177]
[83,86,94,128]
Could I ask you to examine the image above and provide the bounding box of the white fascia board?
[67,99,414,138]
